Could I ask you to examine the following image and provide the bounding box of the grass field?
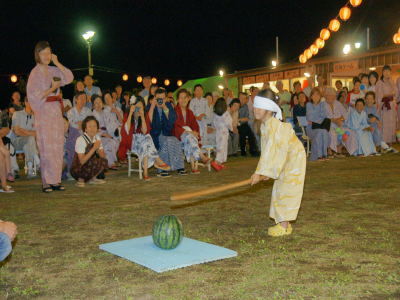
[1,152,400,299]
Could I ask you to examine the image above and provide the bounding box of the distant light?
[343,44,351,55]
[177,80,183,87]
[271,60,277,67]
[10,74,18,83]
[355,42,361,49]
[82,31,95,41]
[218,85,224,90]
[369,67,376,71]
[304,72,311,78]
[137,76,143,83]
[219,70,224,77]
[164,79,170,86]
[122,74,129,81]
[151,77,157,84]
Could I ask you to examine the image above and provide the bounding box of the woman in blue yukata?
[122,96,170,180]
[346,99,379,157]
[92,95,120,170]
[147,88,186,177]
[173,89,211,174]
[306,88,331,161]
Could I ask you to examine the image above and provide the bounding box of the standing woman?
[27,41,74,193]
[375,65,398,144]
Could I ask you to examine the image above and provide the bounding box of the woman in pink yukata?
[27,41,74,193]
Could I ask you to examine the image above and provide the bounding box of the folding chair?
[297,116,310,157]
[127,150,143,179]
[201,145,215,172]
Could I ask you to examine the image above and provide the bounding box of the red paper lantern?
[350,0,362,7]
[339,6,351,21]
[329,19,341,32]
[310,44,319,55]
[315,38,325,49]
[299,54,307,64]
[320,28,331,41]
[394,33,400,45]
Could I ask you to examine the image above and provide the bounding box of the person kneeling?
[70,116,108,187]
[174,89,211,174]
[123,96,170,180]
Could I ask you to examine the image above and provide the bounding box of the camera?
[157,98,164,105]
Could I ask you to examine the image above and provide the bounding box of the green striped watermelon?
[152,215,183,250]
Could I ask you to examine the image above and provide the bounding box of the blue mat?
[99,236,237,273]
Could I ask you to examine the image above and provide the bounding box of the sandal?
[51,184,66,191]
[7,174,15,182]
[75,181,85,187]
[143,176,151,181]
[154,163,171,171]
[42,186,53,193]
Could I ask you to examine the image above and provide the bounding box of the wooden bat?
[170,179,252,201]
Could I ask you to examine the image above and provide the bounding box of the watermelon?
[152,215,183,250]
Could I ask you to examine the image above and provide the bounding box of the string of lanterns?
[394,27,400,44]
[299,0,363,64]
[123,74,183,87]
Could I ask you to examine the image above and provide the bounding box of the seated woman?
[148,88,186,177]
[324,87,357,157]
[92,95,120,170]
[0,138,14,193]
[67,91,92,132]
[70,116,108,187]
[122,96,170,180]
[173,89,210,174]
[63,116,80,180]
[292,92,307,135]
[306,88,331,161]
[345,99,378,157]
[364,91,397,153]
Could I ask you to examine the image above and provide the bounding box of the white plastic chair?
[297,116,310,157]
[201,145,215,172]
[127,150,143,179]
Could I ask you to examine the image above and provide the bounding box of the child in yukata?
[250,89,306,237]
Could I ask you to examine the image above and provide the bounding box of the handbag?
[312,118,331,131]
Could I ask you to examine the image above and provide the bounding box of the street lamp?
[355,42,361,49]
[82,31,96,76]
[219,70,224,77]
[343,44,351,55]
[271,60,277,67]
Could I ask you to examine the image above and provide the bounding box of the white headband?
[253,96,283,121]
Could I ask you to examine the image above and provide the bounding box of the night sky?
[0,0,399,104]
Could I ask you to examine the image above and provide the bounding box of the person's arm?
[148,103,156,124]
[13,126,36,137]
[76,139,101,165]
[51,54,74,86]
[0,128,9,138]
[139,112,147,134]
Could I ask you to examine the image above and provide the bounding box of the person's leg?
[246,125,258,155]
[238,125,247,155]
[0,144,12,178]
[143,156,149,178]
[0,154,8,190]
[0,232,12,262]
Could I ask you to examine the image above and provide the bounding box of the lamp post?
[82,31,95,76]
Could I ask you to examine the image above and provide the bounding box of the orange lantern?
[320,28,331,41]
[393,33,400,45]
[177,80,183,87]
[350,0,362,7]
[339,6,351,21]
[304,49,312,60]
[315,38,325,49]
[329,19,341,32]
[164,79,170,86]
[137,76,143,83]
[10,74,18,83]
[122,74,128,81]
[299,54,307,64]
[151,77,157,84]
[310,44,319,55]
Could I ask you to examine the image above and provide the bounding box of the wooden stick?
[170,179,252,201]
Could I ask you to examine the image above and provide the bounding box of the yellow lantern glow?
[299,54,307,64]
[151,77,157,84]
[329,19,341,32]
[177,80,183,87]
[10,74,18,83]
[393,33,400,45]
[320,28,331,41]
[164,79,170,86]
[304,49,312,60]
[137,76,143,83]
[315,38,325,49]
[310,44,319,55]
[350,0,362,7]
[339,6,351,21]
[122,74,128,81]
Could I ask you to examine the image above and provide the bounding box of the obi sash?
[46,95,64,111]
[381,96,393,110]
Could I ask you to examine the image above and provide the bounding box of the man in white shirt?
[11,98,39,178]
[189,84,208,139]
